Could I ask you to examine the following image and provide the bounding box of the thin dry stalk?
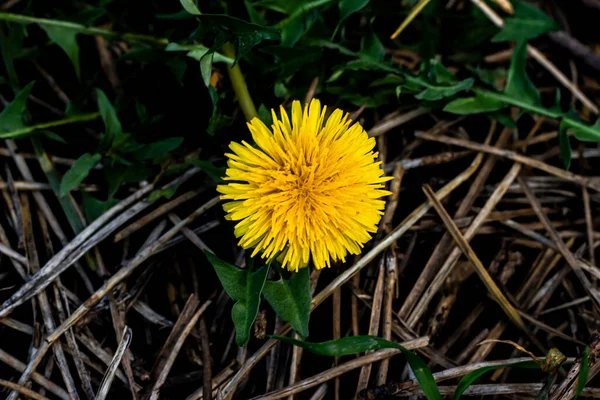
[0,168,201,318]
[96,326,133,400]
[400,124,507,319]
[583,187,596,266]
[519,177,600,311]
[407,160,522,327]
[0,348,69,399]
[199,318,213,400]
[14,193,79,400]
[0,379,51,400]
[356,258,386,396]
[376,250,397,386]
[415,132,600,191]
[368,108,429,137]
[146,298,211,400]
[421,184,525,329]
[114,189,203,242]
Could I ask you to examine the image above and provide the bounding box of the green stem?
[0,112,100,139]
[221,42,258,122]
[0,12,168,46]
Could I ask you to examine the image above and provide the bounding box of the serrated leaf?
[270,335,441,400]
[504,41,540,107]
[96,88,123,149]
[180,0,201,15]
[454,360,539,400]
[130,137,184,161]
[569,118,600,142]
[415,78,474,101]
[274,0,331,46]
[186,159,226,183]
[339,0,369,22]
[196,14,280,63]
[81,190,119,222]
[492,1,559,42]
[205,252,269,346]
[260,45,323,78]
[60,153,102,197]
[443,93,506,114]
[360,30,384,62]
[558,120,572,170]
[41,25,80,79]
[0,82,34,134]
[575,347,589,400]
[488,110,518,128]
[263,267,310,339]
[166,43,233,87]
[245,0,267,25]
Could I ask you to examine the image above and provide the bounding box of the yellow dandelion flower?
[217,99,392,272]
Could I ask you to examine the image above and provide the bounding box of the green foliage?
[0,82,34,134]
[263,267,311,339]
[504,41,540,107]
[81,190,120,222]
[205,251,269,346]
[575,347,589,400]
[339,0,370,22]
[443,93,505,114]
[454,360,539,400]
[41,25,80,79]
[96,88,123,150]
[186,159,226,183]
[60,153,102,196]
[270,335,442,400]
[180,0,201,15]
[492,1,559,42]
[165,43,233,87]
[130,137,184,161]
[189,14,280,64]
[445,40,600,168]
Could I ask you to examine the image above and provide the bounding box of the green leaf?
[415,78,474,101]
[488,110,518,128]
[575,347,589,400]
[180,0,201,15]
[492,1,559,42]
[196,14,280,63]
[245,0,268,25]
[263,267,310,339]
[360,30,384,62]
[567,118,600,142]
[60,153,102,197]
[130,137,184,161]
[96,88,123,149]
[260,46,323,78]
[454,360,539,400]
[558,120,572,170]
[413,59,474,101]
[274,0,333,46]
[340,0,369,22]
[166,43,233,87]
[41,25,80,79]
[0,82,34,133]
[81,190,119,222]
[270,335,441,400]
[443,93,506,114]
[205,252,269,346]
[504,41,540,107]
[186,159,226,183]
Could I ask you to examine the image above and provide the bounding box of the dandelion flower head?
[218,99,391,271]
